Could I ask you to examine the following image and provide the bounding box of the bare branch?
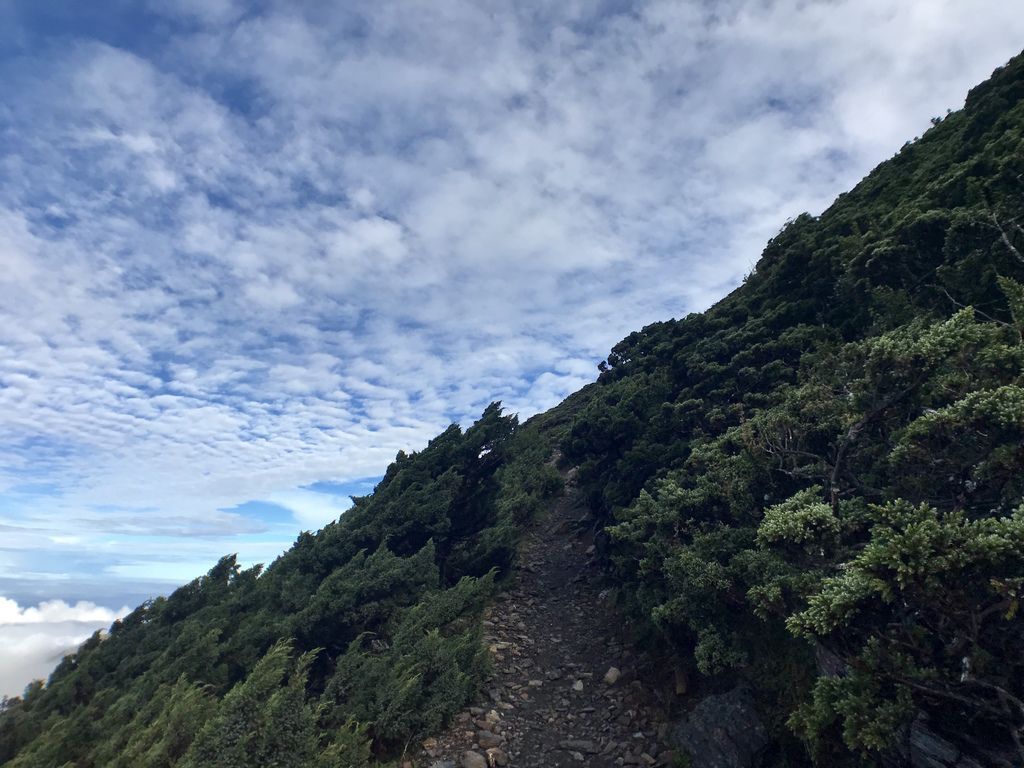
[992,211,1024,264]
[936,286,1015,329]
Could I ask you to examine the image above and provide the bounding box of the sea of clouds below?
[0,598,129,699]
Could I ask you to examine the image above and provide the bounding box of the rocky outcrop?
[879,715,1016,768]
[668,687,768,768]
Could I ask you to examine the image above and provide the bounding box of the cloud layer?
[0,597,128,698]
[1,0,1023,693]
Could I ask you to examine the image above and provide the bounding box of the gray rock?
[477,730,503,749]
[881,715,1006,768]
[909,717,979,768]
[813,642,848,678]
[462,751,488,768]
[560,739,599,753]
[668,687,768,768]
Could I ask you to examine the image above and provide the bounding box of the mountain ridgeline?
[3,52,1024,767]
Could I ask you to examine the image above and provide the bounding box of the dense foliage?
[559,52,1024,764]
[0,407,561,766]
[3,51,1023,768]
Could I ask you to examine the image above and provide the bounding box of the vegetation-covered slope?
[556,50,1024,763]
[0,408,562,766]
[2,51,1024,768]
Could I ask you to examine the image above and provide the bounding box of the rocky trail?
[417,470,682,768]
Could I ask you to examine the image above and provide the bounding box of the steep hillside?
[2,51,1023,768]
[0,408,564,767]
[552,49,1024,765]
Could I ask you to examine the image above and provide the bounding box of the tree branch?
[992,211,1024,265]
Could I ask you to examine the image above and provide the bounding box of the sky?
[0,0,1022,698]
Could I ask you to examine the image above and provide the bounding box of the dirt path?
[418,472,679,768]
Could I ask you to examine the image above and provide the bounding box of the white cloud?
[0,210,39,285]
[0,597,128,698]
[326,216,409,269]
[269,488,355,530]
[243,274,303,308]
[0,596,124,625]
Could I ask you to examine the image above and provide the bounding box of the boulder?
[668,687,768,768]
[881,715,1008,768]
[477,730,503,749]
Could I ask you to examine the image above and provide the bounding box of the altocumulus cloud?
[1,0,1024,692]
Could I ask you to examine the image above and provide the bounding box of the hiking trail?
[417,466,680,768]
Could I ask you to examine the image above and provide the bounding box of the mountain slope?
[2,51,1024,768]
[551,49,1024,765]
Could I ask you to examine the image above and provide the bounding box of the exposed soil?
[417,470,682,768]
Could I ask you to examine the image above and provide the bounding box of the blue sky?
[1,0,1023,696]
